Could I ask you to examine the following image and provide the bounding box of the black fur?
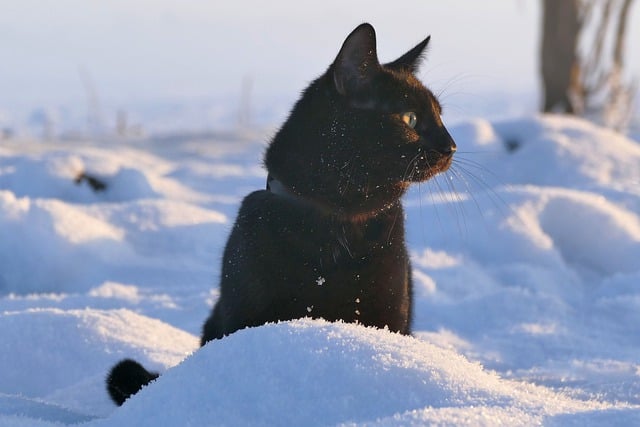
[106,359,159,406]
[106,23,456,405]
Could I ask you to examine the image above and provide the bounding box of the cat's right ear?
[385,36,431,73]
[333,23,381,96]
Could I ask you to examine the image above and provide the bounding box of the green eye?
[401,112,417,128]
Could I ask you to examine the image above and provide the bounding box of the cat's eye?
[401,112,417,128]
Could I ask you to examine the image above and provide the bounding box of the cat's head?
[265,23,456,220]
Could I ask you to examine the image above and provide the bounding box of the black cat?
[107,23,456,406]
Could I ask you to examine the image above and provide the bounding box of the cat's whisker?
[432,172,468,238]
[338,225,354,259]
[448,165,502,234]
[414,153,455,240]
[402,151,425,182]
[424,69,474,96]
[453,154,505,183]
[421,176,445,239]
[450,152,508,198]
[449,160,515,223]
[447,174,472,238]
[429,72,484,116]
[452,160,507,203]
[338,154,358,197]
[446,167,481,232]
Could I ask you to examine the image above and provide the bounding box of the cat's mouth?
[407,149,454,182]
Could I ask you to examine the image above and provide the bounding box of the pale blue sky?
[1,1,638,127]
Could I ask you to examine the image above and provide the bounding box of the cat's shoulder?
[236,189,271,216]
[235,189,296,223]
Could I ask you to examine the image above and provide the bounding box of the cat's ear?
[333,23,381,96]
[385,35,431,73]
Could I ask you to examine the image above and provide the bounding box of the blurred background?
[1,0,638,138]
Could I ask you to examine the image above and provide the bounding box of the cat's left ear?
[385,35,431,73]
[333,23,381,96]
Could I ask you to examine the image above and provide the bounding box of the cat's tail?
[106,359,160,406]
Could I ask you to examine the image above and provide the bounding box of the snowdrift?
[91,320,624,427]
[1,115,639,425]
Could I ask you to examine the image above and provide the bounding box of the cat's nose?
[439,130,457,156]
[443,142,456,155]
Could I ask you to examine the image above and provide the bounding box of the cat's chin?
[409,153,454,182]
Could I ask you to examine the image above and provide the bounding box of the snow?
[1,115,640,425]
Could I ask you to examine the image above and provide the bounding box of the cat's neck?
[266,174,333,215]
[266,174,401,223]
[266,174,297,201]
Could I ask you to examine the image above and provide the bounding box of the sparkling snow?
[1,115,639,425]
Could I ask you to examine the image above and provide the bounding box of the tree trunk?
[540,0,636,129]
[540,0,582,113]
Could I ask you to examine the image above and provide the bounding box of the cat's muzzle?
[411,146,455,181]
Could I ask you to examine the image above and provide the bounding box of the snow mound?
[0,191,132,294]
[95,320,631,426]
[0,394,97,426]
[537,188,640,276]
[0,147,162,204]
[455,115,640,194]
[0,308,197,417]
[0,140,231,294]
